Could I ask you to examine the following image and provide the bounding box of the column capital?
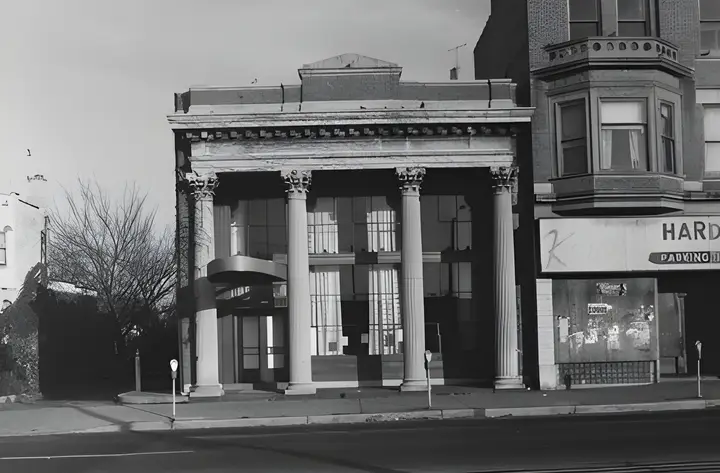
[490,166,518,193]
[281,169,312,195]
[184,171,219,200]
[396,167,426,193]
[491,166,519,204]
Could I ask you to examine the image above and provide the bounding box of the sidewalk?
[1,380,719,437]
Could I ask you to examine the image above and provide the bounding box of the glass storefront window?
[553,278,658,363]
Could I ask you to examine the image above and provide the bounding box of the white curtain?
[307,198,338,254]
[368,266,402,355]
[601,129,613,170]
[367,198,397,252]
[310,267,343,355]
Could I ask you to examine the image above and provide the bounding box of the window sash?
[700,0,720,21]
[705,107,720,141]
[661,136,676,174]
[0,232,5,248]
[601,100,647,125]
[569,0,600,21]
[0,248,5,265]
[600,125,648,171]
[660,103,674,139]
[617,0,647,21]
[705,142,720,174]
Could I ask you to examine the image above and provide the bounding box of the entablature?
[180,122,529,173]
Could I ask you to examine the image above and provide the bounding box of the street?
[2,410,720,473]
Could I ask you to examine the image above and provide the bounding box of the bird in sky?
[26,149,31,156]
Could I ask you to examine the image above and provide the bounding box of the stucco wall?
[0,195,45,304]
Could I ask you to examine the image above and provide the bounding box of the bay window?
[600,100,648,172]
[556,100,589,176]
[700,0,720,55]
[704,107,720,175]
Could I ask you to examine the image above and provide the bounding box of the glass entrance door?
[239,315,261,384]
[236,312,287,386]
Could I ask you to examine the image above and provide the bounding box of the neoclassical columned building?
[168,54,534,397]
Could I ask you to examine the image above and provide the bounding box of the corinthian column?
[282,169,316,395]
[186,171,224,398]
[490,166,524,390]
[396,167,428,392]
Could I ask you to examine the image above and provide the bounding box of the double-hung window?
[569,0,652,39]
[557,101,589,176]
[600,101,648,172]
[704,107,720,175]
[569,0,601,39]
[659,102,676,174]
[617,0,650,36]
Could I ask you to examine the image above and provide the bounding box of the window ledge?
[548,173,685,214]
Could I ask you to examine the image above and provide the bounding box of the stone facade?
[170,54,533,396]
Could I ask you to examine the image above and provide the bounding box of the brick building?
[168,54,533,397]
[476,0,720,389]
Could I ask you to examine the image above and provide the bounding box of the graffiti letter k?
[546,229,573,270]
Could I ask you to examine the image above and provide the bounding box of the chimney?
[450,67,458,80]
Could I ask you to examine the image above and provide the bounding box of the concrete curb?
[484,399,714,418]
[0,399,717,437]
[127,409,475,432]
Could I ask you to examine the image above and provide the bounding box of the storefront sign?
[539,217,720,273]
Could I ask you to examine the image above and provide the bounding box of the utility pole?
[448,43,467,80]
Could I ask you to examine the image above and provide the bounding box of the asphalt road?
[2,410,720,473]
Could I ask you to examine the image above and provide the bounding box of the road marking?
[0,450,194,461]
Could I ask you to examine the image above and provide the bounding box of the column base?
[494,377,526,391]
[284,383,317,396]
[399,379,428,392]
[191,384,225,398]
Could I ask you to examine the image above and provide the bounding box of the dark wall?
[474,0,531,107]
[175,134,196,387]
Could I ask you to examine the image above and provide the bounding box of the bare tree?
[48,179,176,343]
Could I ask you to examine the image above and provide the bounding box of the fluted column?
[491,166,524,390]
[282,169,316,395]
[397,167,428,392]
[187,171,224,398]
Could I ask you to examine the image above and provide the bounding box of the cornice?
[177,123,525,143]
[167,108,534,131]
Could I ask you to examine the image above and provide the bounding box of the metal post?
[170,359,179,422]
[424,350,432,410]
[135,349,141,392]
[696,341,703,399]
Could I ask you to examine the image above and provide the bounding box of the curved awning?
[207,255,287,286]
